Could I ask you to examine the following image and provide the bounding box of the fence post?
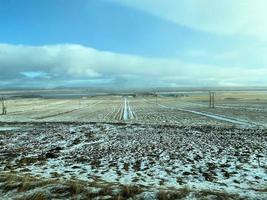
[209,92,215,108]
[1,97,7,115]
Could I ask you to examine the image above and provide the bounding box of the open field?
[0,90,266,199]
[0,90,267,127]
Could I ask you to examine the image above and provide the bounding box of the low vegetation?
[0,172,247,200]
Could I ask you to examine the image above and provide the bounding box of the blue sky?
[0,0,266,88]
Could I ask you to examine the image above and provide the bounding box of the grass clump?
[0,173,36,192]
[65,180,85,195]
[15,192,48,200]
[195,190,244,200]
[120,185,142,198]
[17,157,44,166]
[157,188,190,200]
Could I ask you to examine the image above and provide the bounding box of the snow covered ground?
[0,94,266,127]
[0,122,266,199]
[156,103,257,128]
[114,97,136,121]
[0,91,266,199]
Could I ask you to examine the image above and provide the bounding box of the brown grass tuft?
[157,188,190,200]
[16,192,48,200]
[196,190,244,200]
[119,185,142,198]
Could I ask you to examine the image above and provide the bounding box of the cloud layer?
[0,43,266,88]
[112,0,267,40]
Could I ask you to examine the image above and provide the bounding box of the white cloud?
[112,0,267,40]
[0,43,266,87]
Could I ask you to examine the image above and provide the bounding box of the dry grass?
[195,190,244,200]
[65,180,85,195]
[1,173,35,192]
[15,192,48,200]
[157,188,190,200]
[156,188,245,200]
[0,172,143,199]
[0,173,90,199]
[0,172,251,200]
[0,173,57,193]
[119,185,142,198]
[17,156,45,166]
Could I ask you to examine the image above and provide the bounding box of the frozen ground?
[0,92,266,128]
[0,122,266,199]
[0,91,266,199]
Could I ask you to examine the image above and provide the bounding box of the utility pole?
[1,97,7,115]
[209,92,215,108]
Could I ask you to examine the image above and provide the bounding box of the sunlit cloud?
[112,0,267,40]
[0,43,266,88]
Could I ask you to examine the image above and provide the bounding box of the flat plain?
[0,90,266,199]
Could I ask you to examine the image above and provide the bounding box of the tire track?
[114,97,136,120]
[143,98,258,127]
[157,103,258,128]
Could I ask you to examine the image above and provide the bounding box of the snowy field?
[0,122,266,199]
[0,91,267,127]
[0,90,266,199]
